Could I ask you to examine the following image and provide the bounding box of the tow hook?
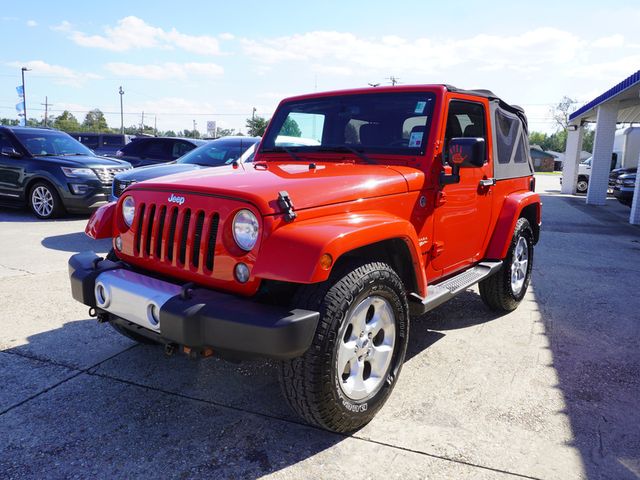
[164,343,177,357]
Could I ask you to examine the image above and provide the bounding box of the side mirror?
[1,146,22,158]
[447,137,485,168]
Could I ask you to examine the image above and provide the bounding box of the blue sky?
[1,0,639,134]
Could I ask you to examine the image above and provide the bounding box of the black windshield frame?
[262,92,436,157]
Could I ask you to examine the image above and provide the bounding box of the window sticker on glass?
[414,101,427,114]
[409,131,424,147]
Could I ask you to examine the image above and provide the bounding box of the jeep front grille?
[133,202,220,271]
[94,167,131,185]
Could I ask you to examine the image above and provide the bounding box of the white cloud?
[591,34,625,48]
[241,28,583,75]
[219,32,235,41]
[104,62,224,80]
[26,20,37,27]
[5,60,101,87]
[65,16,221,55]
[51,20,72,32]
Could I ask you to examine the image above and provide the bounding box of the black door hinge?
[278,191,296,221]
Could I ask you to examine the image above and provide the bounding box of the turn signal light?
[319,253,333,270]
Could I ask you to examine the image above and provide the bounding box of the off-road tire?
[279,261,409,433]
[29,181,64,219]
[109,322,159,345]
[479,217,534,312]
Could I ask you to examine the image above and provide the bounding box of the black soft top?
[444,85,528,132]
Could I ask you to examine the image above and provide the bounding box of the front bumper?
[68,252,319,360]
[61,182,112,213]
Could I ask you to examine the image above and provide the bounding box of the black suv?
[115,137,206,167]
[0,127,131,219]
[71,132,134,157]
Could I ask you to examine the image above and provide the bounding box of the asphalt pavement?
[0,175,638,479]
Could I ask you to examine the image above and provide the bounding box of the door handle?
[479,178,496,187]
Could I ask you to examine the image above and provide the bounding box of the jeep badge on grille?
[168,194,185,205]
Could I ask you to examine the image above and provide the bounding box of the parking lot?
[0,174,638,479]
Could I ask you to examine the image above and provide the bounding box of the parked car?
[0,126,131,219]
[71,85,541,433]
[71,132,134,157]
[111,136,261,200]
[613,172,637,207]
[609,166,637,188]
[115,137,206,167]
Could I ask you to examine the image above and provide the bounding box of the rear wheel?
[29,181,64,219]
[279,261,409,433]
[479,217,534,312]
[576,177,588,194]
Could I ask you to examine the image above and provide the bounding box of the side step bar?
[409,261,502,316]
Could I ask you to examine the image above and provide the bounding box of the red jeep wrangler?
[69,85,540,433]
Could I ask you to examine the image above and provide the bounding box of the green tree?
[582,128,595,153]
[163,130,176,137]
[281,117,301,137]
[0,118,20,126]
[246,115,269,137]
[53,110,81,132]
[82,109,110,132]
[551,96,578,131]
[215,127,235,138]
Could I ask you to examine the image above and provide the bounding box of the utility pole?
[252,107,256,121]
[21,67,31,125]
[118,86,124,134]
[387,75,400,86]
[141,111,144,134]
[40,96,53,127]
[193,119,197,138]
[154,116,157,136]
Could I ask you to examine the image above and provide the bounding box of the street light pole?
[21,67,31,125]
[118,86,124,134]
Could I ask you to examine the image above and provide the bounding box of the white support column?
[586,103,618,205]
[561,124,584,194]
[630,155,640,225]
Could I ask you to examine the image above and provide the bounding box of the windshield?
[177,139,259,166]
[15,130,94,156]
[261,92,436,157]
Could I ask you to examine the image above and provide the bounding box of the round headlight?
[122,196,135,227]
[233,209,259,251]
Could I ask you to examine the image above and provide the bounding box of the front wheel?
[576,178,589,194]
[279,261,409,433]
[29,181,64,219]
[479,217,534,312]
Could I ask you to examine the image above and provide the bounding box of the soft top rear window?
[262,92,436,156]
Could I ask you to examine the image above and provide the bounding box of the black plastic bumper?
[68,252,320,360]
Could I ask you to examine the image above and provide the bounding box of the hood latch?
[278,191,296,221]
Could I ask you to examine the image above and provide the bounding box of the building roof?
[569,70,640,124]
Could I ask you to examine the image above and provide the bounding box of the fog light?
[234,263,250,283]
[114,235,123,251]
[147,303,160,327]
[70,183,89,195]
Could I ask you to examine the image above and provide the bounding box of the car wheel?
[279,261,409,433]
[479,217,534,312]
[576,178,588,194]
[29,181,64,219]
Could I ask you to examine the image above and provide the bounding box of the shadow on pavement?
[41,231,112,253]
[0,208,89,224]
[533,193,640,479]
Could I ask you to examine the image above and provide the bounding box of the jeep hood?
[128,162,424,215]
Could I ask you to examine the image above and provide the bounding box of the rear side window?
[495,110,519,164]
[102,135,124,146]
[171,141,196,159]
[79,135,99,149]
[142,140,171,159]
[121,139,146,154]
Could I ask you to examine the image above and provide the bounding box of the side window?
[445,101,486,142]
[172,141,195,159]
[122,139,145,155]
[142,140,171,159]
[0,132,15,150]
[494,109,519,164]
[80,135,99,149]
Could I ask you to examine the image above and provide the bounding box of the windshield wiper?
[316,145,376,164]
